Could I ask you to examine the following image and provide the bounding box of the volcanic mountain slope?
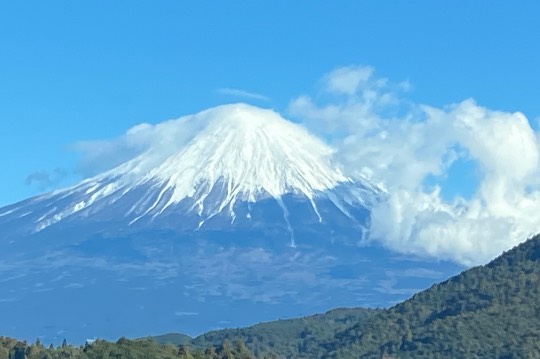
[0,104,462,343]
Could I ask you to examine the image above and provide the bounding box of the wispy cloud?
[71,114,210,177]
[64,283,84,289]
[0,297,16,303]
[174,311,198,317]
[25,168,67,190]
[217,87,270,101]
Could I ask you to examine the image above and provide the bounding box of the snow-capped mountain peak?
[142,104,350,204]
[3,104,379,234]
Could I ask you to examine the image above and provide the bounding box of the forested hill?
[325,233,540,358]
[0,337,258,359]
[191,307,378,358]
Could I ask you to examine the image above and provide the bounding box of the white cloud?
[291,66,540,265]
[217,87,269,101]
[323,65,375,95]
[72,109,219,177]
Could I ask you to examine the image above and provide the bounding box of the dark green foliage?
[0,337,255,359]
[189,307,378,358]
[325,234,540,358]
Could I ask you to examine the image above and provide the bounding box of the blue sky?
[1,1,539,206]
[1,1,540,266]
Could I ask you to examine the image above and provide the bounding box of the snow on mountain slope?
[0,104,381,242]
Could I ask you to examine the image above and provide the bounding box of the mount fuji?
[0,104,462,343]
[1,104,378,244]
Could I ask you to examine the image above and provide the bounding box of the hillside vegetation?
[325,234,540,358]
[191,307,378,358]
[0,337,258,359]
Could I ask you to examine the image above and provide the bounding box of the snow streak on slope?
[22,104,379,233]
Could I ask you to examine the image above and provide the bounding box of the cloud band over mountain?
[73,66,540,266]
